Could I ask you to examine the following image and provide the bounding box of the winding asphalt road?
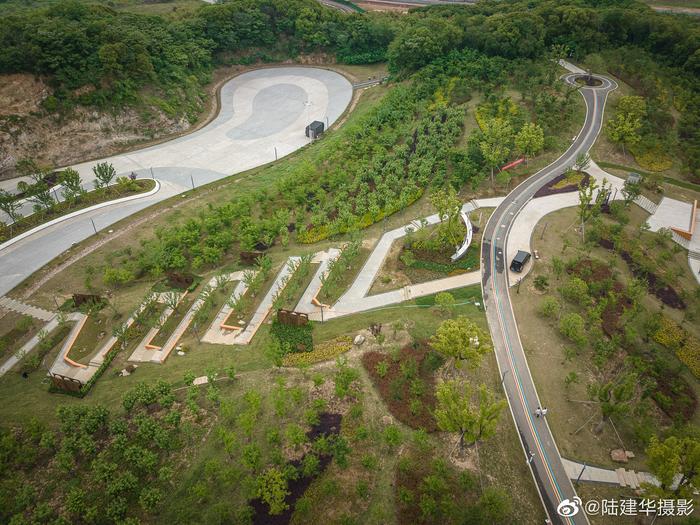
[480,72,617,524]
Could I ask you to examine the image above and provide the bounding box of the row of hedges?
[297,189,423,244]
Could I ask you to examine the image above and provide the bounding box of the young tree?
[434,291,456,316]
[574,152,591,172]
[163,291,180,312]
[588,372,637,426]
[112,323,130,350]
[93,162,117,190]
[0,189,22,224]
[621,180,641,206]
[606,96,646,156]
[256,467,289,515]
[479,118,513,185]
[558,313,586,348]
[434,380,506,450]
[644,435,700,499]
[430,186,463,247]
[577,176,599,241]
[431,316,492,369]
[19,173,55,214]
[266,339,287,368]
[538,296,561,319]
[514,122,544,164]
[60,168,85,205]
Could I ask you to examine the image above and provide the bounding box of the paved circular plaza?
[69,67,353,186]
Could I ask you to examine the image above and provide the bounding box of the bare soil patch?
[362,344,443,431]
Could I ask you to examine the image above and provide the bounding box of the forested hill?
[0,0,392,108]
[1,0,698,107]
[0,0,698,173]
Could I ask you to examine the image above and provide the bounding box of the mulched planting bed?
[250,413,342,525]
[597,238,686,309]
[395,446,479,525]
[400,243,480,284]
[567,259,632,336]
[534,171,590,198]
[566,257,695,420]
[362,344,443,431]
[652,375,697,421]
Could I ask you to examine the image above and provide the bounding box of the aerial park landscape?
[0,0,699,524]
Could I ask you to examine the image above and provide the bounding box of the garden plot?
[202,257,301,346]
[294,248,342,313]
[295,201,498,322]
[128,291,187,363]
[48,293,169,384]
[233,257,301,345]
[201,270,253,345]
[0,313,41,363]
[369,219,481,295]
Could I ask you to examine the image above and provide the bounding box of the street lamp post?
[501,369,510,385]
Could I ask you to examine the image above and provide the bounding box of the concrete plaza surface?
[0,68,353,296]
[66,67,353,185]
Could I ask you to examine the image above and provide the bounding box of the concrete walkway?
[0,296,56,322]
[561,458,659,489]
[293,198,502,321]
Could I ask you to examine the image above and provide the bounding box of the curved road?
[0,68,352,296]
[481,71,616,524]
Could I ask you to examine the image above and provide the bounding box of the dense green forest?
[0,0,698,174]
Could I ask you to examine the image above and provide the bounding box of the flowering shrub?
[653,317,685,349]
[677,338,700,379]
[282,337,353,367]
[631,144,673,172]
[653,316,700,379]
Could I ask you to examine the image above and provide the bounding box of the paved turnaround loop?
[0,67,352,297]
[480,71,616,525]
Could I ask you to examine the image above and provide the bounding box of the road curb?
[0,179,160,253]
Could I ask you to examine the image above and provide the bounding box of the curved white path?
[0,68,353,297]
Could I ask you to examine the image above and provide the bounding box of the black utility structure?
[305,120,325,139]
[627,172,642,186]
[510,250,531,273]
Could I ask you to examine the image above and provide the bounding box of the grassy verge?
[1,179,156,244]
[150,292,197,348]
[66,312,110,364]
[512,204,699,471]
[318,247,372,305]
[0,313,39,362]
[597,161,700,192]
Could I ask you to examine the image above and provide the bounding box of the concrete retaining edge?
[0,179,161,253]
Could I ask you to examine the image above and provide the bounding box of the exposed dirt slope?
[0,73,193,178]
